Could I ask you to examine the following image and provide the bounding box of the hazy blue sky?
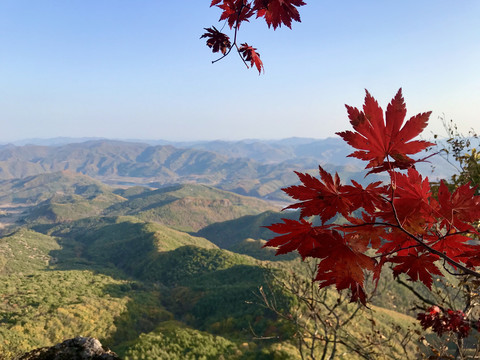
[1,1,479,142]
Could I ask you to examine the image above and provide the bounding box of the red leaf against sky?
[392,252,442,289]
[264,89,480,311]
[263,218,323,259]
[239,43,264,74]
[206,0,307,72]
[309,230,376,304]
[200,27,232,55]
[212,0,255,28]
[283,166,351,222]
[254,0,306,29]
[336,89,434,173]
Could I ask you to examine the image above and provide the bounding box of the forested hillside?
[0,171,423,359]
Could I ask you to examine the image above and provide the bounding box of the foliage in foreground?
[0,270,131,359]
[202,0,307,73]
[265,89,480,340]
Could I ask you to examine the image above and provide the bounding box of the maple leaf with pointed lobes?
[263,218,325,259]
[337,89,434,174]
[342,179,388,214]
[211,0,255,29]
[427,233,472,264]
[254,0,306,29]
[388,168,437,232]
[460,244,480,268]
[239,43,264,74]
[392,252,442,289]
[343,212,387,251]
[378,230,419,257]
[308,230,376,305]
[263,88,480,317]
[437,180,480,233]
[283,166,351,222]
[201,27,232,55]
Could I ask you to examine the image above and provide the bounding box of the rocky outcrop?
[16,337,121,360]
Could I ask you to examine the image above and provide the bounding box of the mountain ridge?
[0,139,369,201]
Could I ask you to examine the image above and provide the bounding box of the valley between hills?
[0,138,451,359]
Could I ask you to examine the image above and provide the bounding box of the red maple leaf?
[392,252,442,289]
[418,306,471,338]
[378,230,419,257]
[389,168,436,232]
[437,180,480,232]
[263,218,325,259]
[282,166,351,222]
[342,179,387,214]
[253,0,306,29]
[427,233,472,263]
[239,43,264,74]
[336,89,434,173]
[262,88,479,317]
[460,244,480,268]
[309,230,376,304]
[212,0,255,29]
[201,27,232,55]
[343,212,387,251]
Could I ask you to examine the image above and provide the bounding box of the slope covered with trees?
[0,169,423,359]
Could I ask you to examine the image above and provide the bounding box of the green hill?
[0,269,171,359]
[0,172,125,230]
[114,186,152,199]
[104,184,277,232]
[122,320,246,360]
[228,238,298,261]
[0,228,60,275]
[0,171,122,205]
[0,173,278,229]
[43,215,264,286]
[135,245,257,285]
[45,216,218,276]
[0,221,292,358]
[23,192,124,224]
[0,168,426,359]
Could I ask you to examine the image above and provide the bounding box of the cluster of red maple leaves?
[417,306,472,338]
[264,89,480,318]
[201,0,306,73]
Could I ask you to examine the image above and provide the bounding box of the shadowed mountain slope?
[45,216,218,275]
[195,210,307,247]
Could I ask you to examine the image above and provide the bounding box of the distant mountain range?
[0,137,455,201]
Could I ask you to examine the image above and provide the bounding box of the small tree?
[257,260,418,359]
[394,121,480,359]
[435,118,480,194]
[263,89,480,340]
